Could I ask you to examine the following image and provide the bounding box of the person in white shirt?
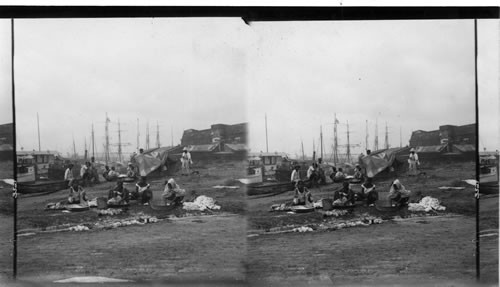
[408,148,420,176]
[64,164,74,187]
[290,165,301,184]
[180,147,193,176]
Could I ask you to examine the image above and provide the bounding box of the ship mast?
[333,113,339,165]
[320,125,324,160]
[265,113,269,153]
[136,118,140,152]
[91,123,95,158]
[301,139,305,161]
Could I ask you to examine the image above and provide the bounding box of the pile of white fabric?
[98,208,122,216]
[293,226,313,233]
[408,196,446,212]
[323,209,348,217]
[183,195,221,211]
[69,225,89,232]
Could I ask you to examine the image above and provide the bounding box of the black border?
[0,6,497,20]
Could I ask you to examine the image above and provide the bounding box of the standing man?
[180,147,193,176]
[306,162,318,188]
[317,158,327,185]
[80,162,90,186]
[290,165,301,187]
[408,148,420,176]
[89,157,100,184]
[64,163,74,187]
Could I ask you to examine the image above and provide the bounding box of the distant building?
[410,124,475,147]
[409,123,476,161]
[181,123,247,146]
[178,123,248,161]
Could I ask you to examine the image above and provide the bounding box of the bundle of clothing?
[182,195,221,211]
[408,196,446,212]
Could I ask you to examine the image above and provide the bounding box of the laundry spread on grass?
[408,196,446,212]
[182,195,221,211]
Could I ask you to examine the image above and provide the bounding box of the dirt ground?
[0,160,14,282]
[11,161,247,284]
[246,161,495,285]
[16,161,246,231]
[247,215,477,286]
[479,194,499,284]
[248,162,476,231]
[17,214,247,285]
[0,160,498,285]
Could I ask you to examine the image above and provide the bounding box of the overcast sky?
[2,18,249,157]
[0,18,498,159]
[246,19,498,158]
[0,20,12,125]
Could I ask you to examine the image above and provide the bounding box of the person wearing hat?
[180,147,193,176]
[408,148,420,176]
[292,180,313,206]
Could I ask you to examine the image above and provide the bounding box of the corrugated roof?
[453,144,476,153]
[224,143,248,152]
[415,145,447,153]
[187,144,219,152]
[249,152,288,158]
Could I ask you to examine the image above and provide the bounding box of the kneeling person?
[361,177,378,206]
[162,178,186,206]
[389,179,410,207]
[334,181,355,206]
[134,176,153,205]
[292,180,313,206]
[68,182,87,204]
[107,180,129,205]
